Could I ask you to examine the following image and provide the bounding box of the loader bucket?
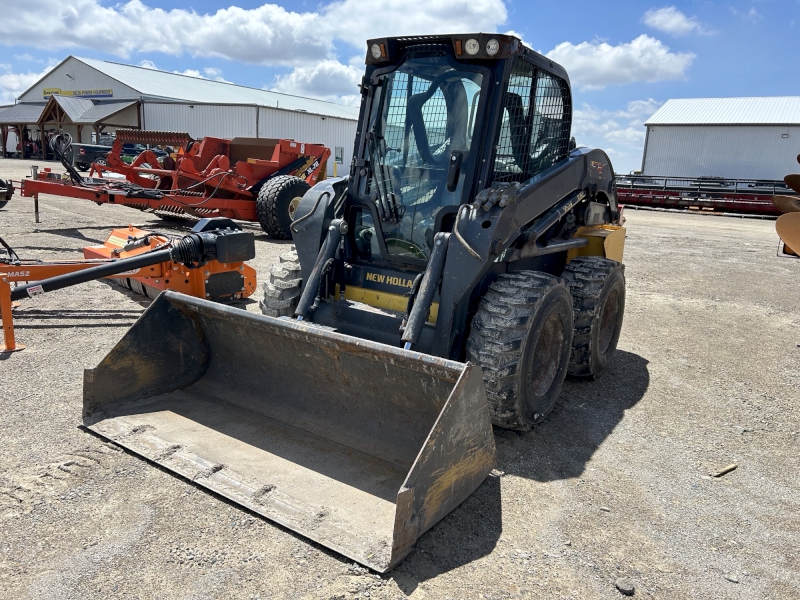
[83,291,495,572]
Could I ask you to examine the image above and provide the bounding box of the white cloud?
[320,0,507,47]
[0,64,55,104]
[546,35,695,90]
[137,60,230,82]
[203,67,231,83]
[1,0,506,67]
[270,59,362,106]
[643,6,710,36]
[1,0,507,105]
[731,7,762,23]
[175,69,204,78]
[14,53,40,62]
[572,99,663,172]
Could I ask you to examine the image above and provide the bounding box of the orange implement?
[1,224,257,353]
[82,225,257,300]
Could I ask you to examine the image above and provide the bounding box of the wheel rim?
[598,288,620,355]
[288,196,303,220]
[526,311,565,400]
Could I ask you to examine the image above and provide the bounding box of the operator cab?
[349,34,572,267]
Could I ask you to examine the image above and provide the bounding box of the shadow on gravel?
[32,226,111,243]
[13,309,141,319]
[77,349,645,591]
[498,350,650,482]
[386,351,649,593]
[12,309,139,328]
[391,474,502,594]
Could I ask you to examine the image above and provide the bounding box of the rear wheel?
[563,257,625,379]
[75,163,89,171]
[467,271,574,430]
[259,248,302,317]
[256,175,310,240]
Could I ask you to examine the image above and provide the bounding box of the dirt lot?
[0,157,798,599]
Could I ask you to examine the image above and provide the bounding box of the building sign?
[43,88,113,99]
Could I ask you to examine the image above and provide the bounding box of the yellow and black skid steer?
[84,33,626,572]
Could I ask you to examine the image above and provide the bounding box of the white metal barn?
[0,56,360,175]
[642,97,800,180]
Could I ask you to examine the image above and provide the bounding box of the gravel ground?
[1,156,798,599]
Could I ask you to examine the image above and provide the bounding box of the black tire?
[259,248,302,317]
[563,257,625,379]
[94,158,107,167]
[75,163,89,171]
[467,271,574,430]
[0,201,8,210]
[256,175,310,240]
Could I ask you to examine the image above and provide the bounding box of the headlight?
[370,43,382,59]
[486,39,499,56]
[464,38,480,56]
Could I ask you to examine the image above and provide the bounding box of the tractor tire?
[562,257,625,379]
[256,175,310,240]
[467,271,574,430]
[259,247,302,317]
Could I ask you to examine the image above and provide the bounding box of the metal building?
[0,55,359,175]
[642,97,800,180]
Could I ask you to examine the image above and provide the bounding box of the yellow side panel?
[341,286,439,325]
[566,225,626,263]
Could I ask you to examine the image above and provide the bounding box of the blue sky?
[2,0,797,173]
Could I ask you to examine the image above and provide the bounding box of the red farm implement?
[14,130,331,239]
[615,175,793,217]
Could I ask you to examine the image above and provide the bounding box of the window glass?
[364,55,484,259]
[492,61,571,183]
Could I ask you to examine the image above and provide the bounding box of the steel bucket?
[83,291,495,572]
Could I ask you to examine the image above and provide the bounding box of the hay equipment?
[9,130,330,238]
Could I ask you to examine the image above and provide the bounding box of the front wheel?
[256,175,311,240]
[563,257,626,379]
[467,271,574,430]
[259,248,302,317]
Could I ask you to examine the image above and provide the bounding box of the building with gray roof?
[641,97,800,180]
[0,55,359,174]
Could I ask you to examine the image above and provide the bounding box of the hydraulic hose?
[49,132,87,186]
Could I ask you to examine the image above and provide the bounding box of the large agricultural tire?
[467,271,574,430]
[562,256,625,379]
[259,247,302,317]
[256,175,310,240]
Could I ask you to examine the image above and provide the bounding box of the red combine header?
[615,175,793,217]
[15,130,331,239]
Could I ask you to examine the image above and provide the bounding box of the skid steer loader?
[83,34,626,572]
